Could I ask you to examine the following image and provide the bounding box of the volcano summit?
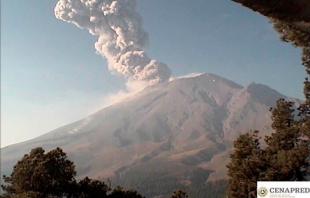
[1,73,300,196]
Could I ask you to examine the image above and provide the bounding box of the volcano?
[1,73,300,195]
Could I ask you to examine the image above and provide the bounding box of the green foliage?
[2,147,226,198]
[1,147,144,198]
[231,0,310,23]
[271,8,310,143]
[74,177,109,198]
[170,190,188,198]
[108,186,144,198]
[0,191,52,198]
[298,47,310,139]
[226,100,310,198]
[273,20,310,47]
[226,1,310,197]
[233,0,310,111]
[230,0,310,125]
[226,131,266,198]
[1,147,76,198]
[263,99,309,181]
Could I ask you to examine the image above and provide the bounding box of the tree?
[225,2,310,197]
[1,147,145,198]
[226,131,266,198]
[226,100,310,198]
[170,189,188,198]
[262,99,309,181]
[74,177,109,198]
[108,186,144,198]
[229,0,310,24]
[1,147,76,198]
[0,191,56,198]
[229,0,310,118]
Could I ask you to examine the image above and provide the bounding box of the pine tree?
[1,147,146,198]
[170,189,189,198]
[226,100,309,197]
[75,177,109,198]
[263,99,309,181]
[108,186,145,198]
[226,131,265,198]
[298,47,310,139]
[1,147,76,198]
[225,3,310,198]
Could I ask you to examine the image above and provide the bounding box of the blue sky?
[1,0,306,147]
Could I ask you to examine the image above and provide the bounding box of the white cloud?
[169,72,204,81]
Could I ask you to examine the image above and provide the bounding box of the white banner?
[257,182,310,198]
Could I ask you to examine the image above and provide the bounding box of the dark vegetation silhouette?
[0,147,144,198]
[225,0,310,197]
[1,147,227,198]
[170,190,188,198]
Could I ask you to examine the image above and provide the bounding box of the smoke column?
[54,0,171,88]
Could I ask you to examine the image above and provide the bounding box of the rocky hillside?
[1,73,301,195]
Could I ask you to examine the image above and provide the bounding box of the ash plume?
[54,0,171,88]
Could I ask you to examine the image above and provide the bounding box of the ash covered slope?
[1,73,301,182]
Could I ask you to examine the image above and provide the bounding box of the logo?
[258,187,268,197]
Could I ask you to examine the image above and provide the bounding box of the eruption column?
[55,0,171,86]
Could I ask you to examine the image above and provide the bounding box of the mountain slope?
[1,73,301,190]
